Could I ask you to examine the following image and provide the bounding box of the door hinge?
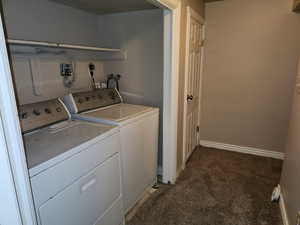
[196,126,200,132]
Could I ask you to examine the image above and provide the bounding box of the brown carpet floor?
[127,147,283,225]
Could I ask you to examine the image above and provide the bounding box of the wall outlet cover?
[271,185,280,202]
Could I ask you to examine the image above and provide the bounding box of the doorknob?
[187,95,194,101]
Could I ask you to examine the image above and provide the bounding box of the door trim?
[0,14,37,225]
[182,7,205,170]
[0,115,23,225]
[149,0,181,184]
[162,3,181,184]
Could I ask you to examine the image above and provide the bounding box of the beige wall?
[201,0,300,153]
[177,0,205,172]
[280,59,300,225]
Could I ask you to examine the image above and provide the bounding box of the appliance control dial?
[21,112,28,119]
[45,108,52,114]
[33,109,41,116]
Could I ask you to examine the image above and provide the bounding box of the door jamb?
[0,115,23,225]
[182,7,205,170]
[0,14,37,225]
[149,0,181,184]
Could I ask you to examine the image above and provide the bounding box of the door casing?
[0,115,23,225]
[0,14,38,225]
[182,6,205,170]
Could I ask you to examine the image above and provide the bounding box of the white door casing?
[0,13,38,225]
[150,0,181,184]
[0,115,23,225]
[162,4,181,184]
[182,7,204,166]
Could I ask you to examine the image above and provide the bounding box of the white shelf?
[7,39,126,61]
[7,39,121,52]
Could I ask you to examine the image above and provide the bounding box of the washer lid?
[24,120,116,170]
[83,104,155,122]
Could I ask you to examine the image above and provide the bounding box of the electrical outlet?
[60,63,73,77]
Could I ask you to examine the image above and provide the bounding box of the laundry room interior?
[1,0,164,224]
[1,0,300,225]
[2,0,164,159]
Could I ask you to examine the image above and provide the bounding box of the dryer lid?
[83,104,155,122]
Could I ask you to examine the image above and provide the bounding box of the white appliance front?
[77,105,159,213]
[20,99,124,225]
[63,89,159,213]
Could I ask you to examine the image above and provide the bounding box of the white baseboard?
[279,185,290,225]
[200,140,285,160]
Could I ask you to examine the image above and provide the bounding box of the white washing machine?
[20,98,124,225]
[63,88,159,213]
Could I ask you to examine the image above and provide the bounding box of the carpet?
[127,147,283,225]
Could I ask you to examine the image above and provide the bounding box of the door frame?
[182,6,205,170]
[0,115,23,225]
[0,14,37,225]
[149,0,181,184]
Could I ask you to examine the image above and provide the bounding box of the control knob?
[78,98,83,104]
[21,112,28,119]
[45,108,52,114]
[33,109,41,116]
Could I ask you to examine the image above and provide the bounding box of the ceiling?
[50,0,157,14]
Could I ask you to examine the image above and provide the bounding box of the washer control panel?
[72,88,122,113]
[19,99,69,133]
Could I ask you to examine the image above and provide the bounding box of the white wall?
[2,0,99,45]
[97,9,164,165]
[202,0,300,152]
[11,55,105,104]
[2,0,107,104]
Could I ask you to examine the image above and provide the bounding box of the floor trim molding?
[200,140,285,160]
[279,186,290,225]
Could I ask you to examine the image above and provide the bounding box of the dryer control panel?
[70,88,122,113]
[19,99,69,133]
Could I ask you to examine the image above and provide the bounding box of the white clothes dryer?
[63,88,159,213]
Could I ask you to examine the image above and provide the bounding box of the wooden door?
[183,7,204,164]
